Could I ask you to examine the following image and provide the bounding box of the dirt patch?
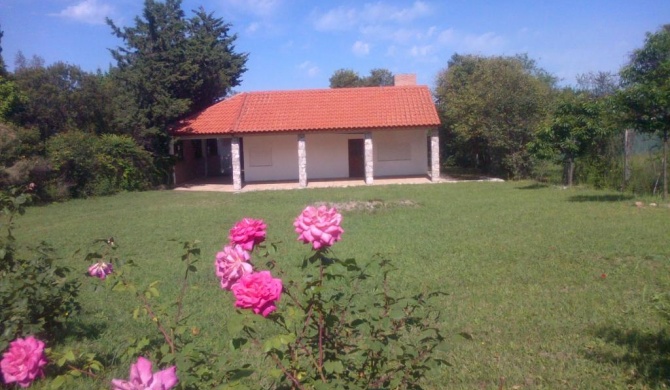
[314,199,418,212]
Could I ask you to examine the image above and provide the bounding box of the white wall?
[306,133,362,179]
[373,128,428,177]
[242,128,430,182]
[243,134,299,182]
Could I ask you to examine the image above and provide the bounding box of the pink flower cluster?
[112,356,177,390]
[215,245,252,290]
[229,218,267,251]
[215,218,282,317]
[294,206,344,250]
[232,271,283,317]
[1,336,47,388]
[88,261,113,279]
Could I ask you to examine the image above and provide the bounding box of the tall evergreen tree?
[0,24,6,76]
[107,0,247,164]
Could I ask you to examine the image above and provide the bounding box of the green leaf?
[324,360,344,374]
[50,375,66,389]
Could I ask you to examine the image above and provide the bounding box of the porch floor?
[175,175,435,192]
[173,173,503,192]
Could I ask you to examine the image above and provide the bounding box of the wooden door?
[348,139,365,178]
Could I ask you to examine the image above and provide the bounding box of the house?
[170,74,441,190]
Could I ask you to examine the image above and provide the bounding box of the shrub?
[0,187,80,351]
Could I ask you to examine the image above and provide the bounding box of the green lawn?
[13,181,670,389]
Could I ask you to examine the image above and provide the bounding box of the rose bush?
[0,336,48,388]
[215,245,252,290]
[112,356,178,390]
[231,270,283,317]
[228,218,267,251]
[88,261,113,279]
[293,205,344,250]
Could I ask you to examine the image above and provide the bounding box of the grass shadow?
[568,194,634,202]
[516,183,550,190]
[586,326,670,387]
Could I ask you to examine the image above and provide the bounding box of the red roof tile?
[171,85,440,136]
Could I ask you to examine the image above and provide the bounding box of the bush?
[0,188,80,351]
[46,131,154,198]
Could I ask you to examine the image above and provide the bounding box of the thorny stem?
[253,338,305,390]
[66,365,98,379]
[138,291,175,355]
[175,247,193,324]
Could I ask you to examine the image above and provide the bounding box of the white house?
[170,74,441,190]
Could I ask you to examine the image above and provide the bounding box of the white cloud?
[53,0,114,25]
[223,0,281,17]
[352,41,370,56]
[298,61,320,78]
[246,22,260,33]
[410,44,433,57]
[462,32,505,53]
[313,1,431,31]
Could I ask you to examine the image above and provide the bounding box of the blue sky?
[1,0,668,92]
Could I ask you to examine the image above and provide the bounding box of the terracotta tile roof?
[171,85,440,136]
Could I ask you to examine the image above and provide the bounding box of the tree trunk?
[663,129,668,200]
[564,157,575,187]
[623,129,635,190]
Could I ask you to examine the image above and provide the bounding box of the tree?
[619,25,670,199]
[530,90,610,186]
[329,68,394,88]
[107,0,247,164]
[435,53,554,177]
[0,24,6,76]
[13,59,115,139]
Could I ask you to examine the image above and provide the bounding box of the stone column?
[364,132,374,185]
[169,139,176,186]
[201,139,208,177]
[298,134,307,188]
[430,129,440,181]
[231,137,242,190]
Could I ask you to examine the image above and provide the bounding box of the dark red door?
[348,139,365,178]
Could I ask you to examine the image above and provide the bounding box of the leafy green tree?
[0,76,26,122]
[435,53,554,177]
[329,68,394,88]
[530,90,610,186]
[13,60,116,138]
[107,0,247,168]
[619,25,670,199]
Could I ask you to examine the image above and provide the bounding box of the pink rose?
[231,271,282,317]
[293,206,344,250]
[112,356,178,390]
[215,245,253,290]
[1,336,47,388]
[88,261,113,279]
[228,218,267,251]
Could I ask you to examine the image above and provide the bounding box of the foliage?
[107,0,247,164]
[0,23,5,76]
[435,53,554,178]
[329,68,394,88]
[530,90,613,186]
[12,59,116,139]
[0,75,26,122]
[46,131,153,198]
[618,24,670,198]
[0,187,80,352]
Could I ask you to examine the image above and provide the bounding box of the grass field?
[12,181,670,389]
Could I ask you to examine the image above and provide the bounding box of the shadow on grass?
[568,194,634,202]
[517,183,550,190]
[587,326,670,387]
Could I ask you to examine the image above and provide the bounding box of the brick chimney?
[394,74,417,86]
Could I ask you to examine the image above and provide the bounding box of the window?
[192,140,203,159]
